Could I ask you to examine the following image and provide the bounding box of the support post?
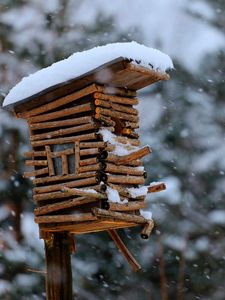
[44,232,73,300]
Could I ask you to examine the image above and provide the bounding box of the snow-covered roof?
[2,41,173,109]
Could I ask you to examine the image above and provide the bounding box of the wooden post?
[44,232,73,300]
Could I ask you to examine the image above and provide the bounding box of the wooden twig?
[93,92,138,105]
[140,221,154,239]
[92,208,146,224]
[122,128,139,139]
[79,164,99,173]
[105,163,144,176]
[74,141,80,175]
[29,116,94,130]
[80,148,99,156]
[29,102,93,123]
[18,84,98,118]
[33,176,97,196]
[94,113,116,127]
[79,157,98,167]
[31,132,97,147]
[34,197,98,216]
[45,145,55,176]
[107,174,145,185]
[35,213,97,224]
[25,160,48,167]
[107,154,142,166]
[120,120,139,129]
[94,99,138,115]
[109,201,146,211]
[62,187,106,199]
[95,107,139,123]
[24,167,49,178]
[30,123,96,141]
[33,171,96,185]
[108,229,141,272]
[115,146,151,165]
[79,141,106,148]
[148,183,166,193]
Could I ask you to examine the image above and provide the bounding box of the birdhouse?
[3,42,172,269]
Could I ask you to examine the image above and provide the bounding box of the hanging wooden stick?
[140,221,154,239]
[108,229,141,272]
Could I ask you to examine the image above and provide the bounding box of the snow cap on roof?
[3,41,173,107]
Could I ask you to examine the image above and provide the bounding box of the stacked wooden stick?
[22,83,165,270]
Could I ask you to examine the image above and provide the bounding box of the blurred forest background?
[0,0,225,299]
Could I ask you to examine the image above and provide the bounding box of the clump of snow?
[3,41,173,107]
[106,186,127,204]
[127,186,148,198]
[149,181,164,187]
[140,209,152,220]
[81,188,97,194]
[99,128,139,156]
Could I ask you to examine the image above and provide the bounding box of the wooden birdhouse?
[3,42,173,273]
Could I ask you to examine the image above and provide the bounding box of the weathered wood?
[94,92,139,106]
[33,177,97,197]
[62,187,106,199]
[80,141,106,148]
[29,102,93,124]
[107,184,145,199]
[148,183,166,193]
[18,84,98,118]
[24,148,74,159]
[24,150,46,158]
[74,141,80,175]
[105,163,144,176]
[61,154,68,175]
[95,107,139,123]
[107,174,145,185]
[109,201,146,211]
[79,157,98,167]
[39,220,138,234]
[31,132,97,147]
[95,99,138,115]
[79,163,99,173]
[120,120,139,129]
[30,123,97,141]
[51,148,74,158]
[140,220,154,239]
[45,146,55,176]
[80,148,99,156]
[94,113,116,127]
[115,146,151,165]
[29,116,94,130]
[92,208,146,224]
[33,171,96,185]
[107,154,142,167]
[122,128,139,139]
[34,197,97,216]
[35,213,97,224]
[45,232,73,300]
[25,160,48,167]
[108,229,141,272]
[24,167,49,178]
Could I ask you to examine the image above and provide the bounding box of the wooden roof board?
[4,57,170,114]
[39,220,139,234]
